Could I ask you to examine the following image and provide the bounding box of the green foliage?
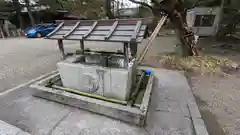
[38,0,104,18]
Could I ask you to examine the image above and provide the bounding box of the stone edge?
[0,120,31,135]
[183,72,209,135]
[30,73,154,126]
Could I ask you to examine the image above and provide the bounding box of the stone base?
[30,73,154,126]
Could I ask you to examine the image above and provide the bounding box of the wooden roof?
[46,19,147,43]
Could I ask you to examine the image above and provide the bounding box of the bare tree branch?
[127,0,153,10]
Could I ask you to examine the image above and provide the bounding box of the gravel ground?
[189,72,240,135]
[141,36,240,135]
[188,39,240,135]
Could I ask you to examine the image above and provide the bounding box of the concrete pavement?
[0,120,30,135]
[0,36,200,134]
[0,68,208,135]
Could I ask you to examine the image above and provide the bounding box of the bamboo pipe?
[137,15,168,65]
[52,85,127,105]
[128,72,145,106]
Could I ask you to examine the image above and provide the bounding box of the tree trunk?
[25,0,35,26]
[18,14,24,29]
[12,0,24,29]
[105,0,115,19]
[127,0,197,56]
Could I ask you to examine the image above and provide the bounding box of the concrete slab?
[0,120,21,135]
[0,120,32,135]
[51,109,148,135]
[146,111,193,135]
[154,101,190,117]
[0,68,208,135]
[17,131,32,135]
[0,88,71,135]
[192,118,209,135]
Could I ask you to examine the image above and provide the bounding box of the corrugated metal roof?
[46,19,147,43]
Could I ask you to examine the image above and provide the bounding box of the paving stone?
[146,111,193,135]
[0,96,71,135]
[188,101,202,119]
[151,69,192,104]
[17,131,32,135]
[192,118,209,135]
[0,120,21,135]
[154,101,190,117]
[51,109,148,135]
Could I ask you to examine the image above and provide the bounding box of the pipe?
[137,15,168,65]
[52,85,127,105]
[128,72,145,106]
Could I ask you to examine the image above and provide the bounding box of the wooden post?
[12,30,16,37]
[80,40,84,53]
[0,27,5,39]
[123,42,129,68]
[57,39,66,60]
[17,29,21,36]
[130,43,138,58]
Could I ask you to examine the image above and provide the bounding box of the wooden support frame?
[45,19,148,62]
[105,21,119,40]
[123,42,129,68]
[57,39,65,60]
[46,22,64,38]
[80,40,84,53]
[0,27,5,39]
[63,21,81,38]
[131,21,142,41]
[82,21,98,39]
[130,43,138,58]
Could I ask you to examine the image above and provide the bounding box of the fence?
[0,28,24,39]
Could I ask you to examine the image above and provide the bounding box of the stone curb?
[0,120,31,135]
[183,72,209,135]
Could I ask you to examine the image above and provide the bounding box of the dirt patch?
[143,36,240,135]
[195,95,226,135]
[157,54,237,76]
[189,73,240,135]
[187,75,227,135]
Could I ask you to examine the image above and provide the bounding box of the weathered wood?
[80,40,84,52]
[57,39,65,60]
[123,42,129,68]
[82,21,98,39]
[63,21,81,38]
[131,21,142,41]
[46,19,147,43]
[105,21,118,39]
[46,22,64,38]
[0,27,4,39]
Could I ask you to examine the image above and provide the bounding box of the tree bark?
[12,0,24,29]
[127,0,197,57]
[105,0,115,19]
[25,0,35,26]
